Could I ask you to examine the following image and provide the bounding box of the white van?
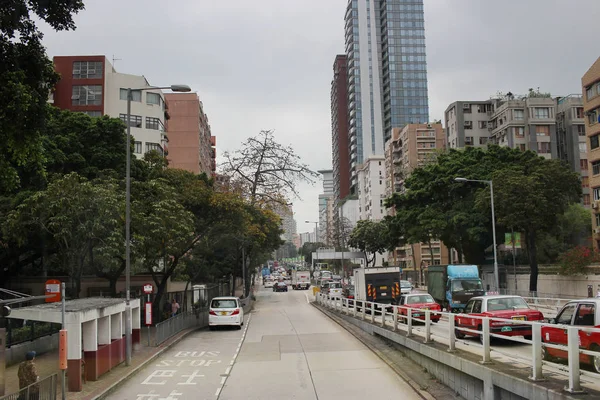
[264,278,275,288]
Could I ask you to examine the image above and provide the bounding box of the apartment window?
[576,125,586,136]
[535,125,550,136]
[145,142,162,153]
[82,110,102,117]
[72,85,102,106]
[582,176,589,188]
[513,109,524,120]
[463,103,471,113]
[579,142,588,153]
[537,142,550,154]
[581,159,589,171]
[575,107,584,119]
[593,161,600,175]
[134,141,142,154]
[119,89,142,102]
[119,113,142,128]
[72,61,103,79]
[587,86,595,101]
[534,108,550,119]
[479,137,488,145]
[588,110,598,125]
[591,134,600,150]
[594,187,600,201]
[583,194,591,206]
[514,126,525,137]
[518,144,526,151]
[464,121,472,129]
[478,121,487,129]
[147,92,162,106]
[465,136,473,145]
[146,117,163,130]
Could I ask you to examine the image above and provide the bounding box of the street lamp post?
[454,177,499,292]
[305,220,319,243]
[124,84,191,366]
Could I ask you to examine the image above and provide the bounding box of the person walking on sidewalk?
[18,351,39,399]
[171,299,180,317]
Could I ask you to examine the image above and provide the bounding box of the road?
[107,287,424,400]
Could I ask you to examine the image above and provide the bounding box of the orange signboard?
[45,279,61,303]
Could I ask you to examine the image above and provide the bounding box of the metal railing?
[315,293,600,394]
[154,310,207,346]
[0,373,57,400]
[6,321,61,348]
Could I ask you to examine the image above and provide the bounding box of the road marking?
[141,370,177,385]
[216,314,251,398]
[305,293,310,304]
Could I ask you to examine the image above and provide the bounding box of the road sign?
[145,302,152,325]
[45,279,61,303]
[143,283,154,294]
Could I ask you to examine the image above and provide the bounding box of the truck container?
[427,264,485,312]
[354,267,401,311]
[292,270,311,290]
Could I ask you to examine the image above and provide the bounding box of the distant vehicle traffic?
[427,265,485,313]
[273,282,288,292]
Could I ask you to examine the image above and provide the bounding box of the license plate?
[512,316,525,321]
[421,307,429,310]
[413,313,420,317]
[380,286,388,290]
[220,312,228,316]
[501,326,512,332]
[381,293,387,296]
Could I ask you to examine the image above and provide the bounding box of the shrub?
[558,246,598,275]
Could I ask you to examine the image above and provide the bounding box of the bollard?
[448,313,456,352]
[407,308,413,337]
[392,306,398,332]
[530,322,543,381]
[565,326,583,393]
[424,309,432,343]
[481,318,491,364]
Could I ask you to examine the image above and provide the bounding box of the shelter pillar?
[82,320,98,382]
[110,313,124,367]
[66,321,82,392]
[132,302,141,347]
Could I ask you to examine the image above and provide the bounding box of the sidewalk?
[4,326,199,400]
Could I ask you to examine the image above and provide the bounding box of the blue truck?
[427,265,485,313]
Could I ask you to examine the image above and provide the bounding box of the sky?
[38,0,600,237]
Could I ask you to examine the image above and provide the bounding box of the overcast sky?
[39,0,600,237]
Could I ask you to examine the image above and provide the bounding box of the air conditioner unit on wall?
[593,202,599,209]
[595,227,600,234]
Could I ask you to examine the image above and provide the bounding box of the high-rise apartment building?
[445,93,588,205]
[318,170,335,245]
[331,55,351,204]
[357,156,387,222]
[344,0,429,195]
[273,203,297,243]
[52,56,167,158]
[582,57,600,250]
[164,93,216,176]
[384,123,448,269]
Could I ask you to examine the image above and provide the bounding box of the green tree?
[476,160,581,292]
[0,0,85,191]
[348,220,389,267]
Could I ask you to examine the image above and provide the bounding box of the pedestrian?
[171,299,180,317]
[18,351,39,399]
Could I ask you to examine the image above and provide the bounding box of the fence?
[0,373,57,400]
[315,293,600,394]
[154,310,208,346]
[5,320,61,348]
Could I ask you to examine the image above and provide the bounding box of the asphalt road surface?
[107,286,424,400]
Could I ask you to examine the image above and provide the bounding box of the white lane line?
[305,293,310,304]
[216,313,251,398]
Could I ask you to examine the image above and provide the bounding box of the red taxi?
[455,295,544,340]
[541,299,600,373]
[395,293,442,323]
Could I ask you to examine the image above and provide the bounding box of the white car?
[327,281,343,298]
[264,278,275,288]
[209,297,244,330]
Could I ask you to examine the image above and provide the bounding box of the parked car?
[455,295,544,341]
[273,281,288,292]
[395,293,442,323]
[541,298,600,373]
[208,297,244,330]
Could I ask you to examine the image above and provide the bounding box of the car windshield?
[400,281,411,288]
[329,282,342,289]
[406,295,434,304]
[486,297,529,311]
[451,279,483,291]
[211,299,237,309]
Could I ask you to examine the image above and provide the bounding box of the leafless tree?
[329,216,354,250]
[221,130,319,206]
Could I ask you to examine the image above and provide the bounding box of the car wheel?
[455,328,465,339]
[236,324,242,330]
[541,342,554,362]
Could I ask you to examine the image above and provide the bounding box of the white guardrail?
[315,293,600,394]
